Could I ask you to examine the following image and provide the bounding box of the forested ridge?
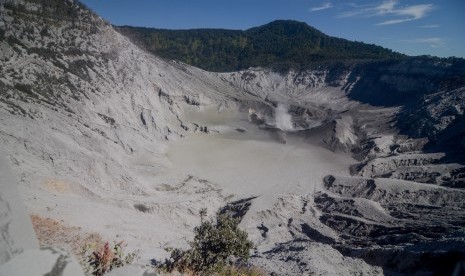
[116,20,404,72]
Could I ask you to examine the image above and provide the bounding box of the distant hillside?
[116,20,404,72]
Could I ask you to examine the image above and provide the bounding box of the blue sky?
[80,0,465,58]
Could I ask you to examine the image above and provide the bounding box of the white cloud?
[405,37,445,48]
[375,0,397,15]
[310,2,333,12]
[339,0,435,25]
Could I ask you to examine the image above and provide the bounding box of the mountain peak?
[256,19,311,28]
[246,20,324,36]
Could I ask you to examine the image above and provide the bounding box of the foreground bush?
[82,241,137,276]
[159,210,255,275]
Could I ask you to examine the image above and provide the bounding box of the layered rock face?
[1,0,465,275]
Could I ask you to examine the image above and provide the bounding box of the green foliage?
[207,265,265,276]
[159,211,254,275]
[81,241,138,276]
[117,20,404,72]
[14,83,34,96]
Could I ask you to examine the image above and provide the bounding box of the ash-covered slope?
[1,0,465,275]
[0,0,256,259]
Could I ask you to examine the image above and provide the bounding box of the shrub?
[212,265,265,276]
[82,241,137,276]
[14,83,35,97]
[159,209,255,275]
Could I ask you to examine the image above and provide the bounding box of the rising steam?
[275,103,293,131]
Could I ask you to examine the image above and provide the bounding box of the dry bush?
[31,214,102,259]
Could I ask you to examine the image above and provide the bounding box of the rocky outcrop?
[314,175,465,273]
[398,87,465,157]
[251,240,383,275]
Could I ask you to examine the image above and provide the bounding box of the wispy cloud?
[340,0,435,26]
[310,2,333,12]
[405,37,445,48]
[420,24,440,28]
[376,3,435,25]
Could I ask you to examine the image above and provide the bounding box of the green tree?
[160,210,254,274]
